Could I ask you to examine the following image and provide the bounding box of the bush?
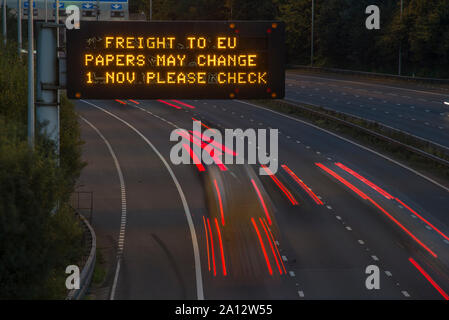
[0,122,83,298]
[0,27,85,299]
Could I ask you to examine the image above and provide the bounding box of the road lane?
[76,96,449,299]
[79,116,128,300]
[76,117,124,299]
[76,100,200,299]
[155,97,449,298]
[118,99,405,299]
[77,99,301,299]
[145,98,449,298]
[285,72,449,149]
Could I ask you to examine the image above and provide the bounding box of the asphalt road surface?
[75,95,449,300]
[286,71,449,149]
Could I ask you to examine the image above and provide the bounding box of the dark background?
[129,0,449,79]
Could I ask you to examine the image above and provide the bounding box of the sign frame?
[67,20,285,99]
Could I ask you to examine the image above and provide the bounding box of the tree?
[277,0,312,64]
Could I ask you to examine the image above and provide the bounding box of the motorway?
[286,71,449,149]
[75,84,449,299]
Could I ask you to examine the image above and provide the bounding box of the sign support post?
[17,0,22,56]
[27,0,34,148]
[2,0,6,46]
[36,22,60,155]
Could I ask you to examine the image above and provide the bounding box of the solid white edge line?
[80,116,127,301]
[236,100,449,193]
[111,260,121,300]
[80,100,205,300]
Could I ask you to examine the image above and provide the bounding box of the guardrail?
[66,210,96,300]
[281,98,449,168]
[288,65,449,86]
[286,98,449,158]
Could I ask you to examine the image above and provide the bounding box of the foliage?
[0,21,85,299]
[129,0,449,78]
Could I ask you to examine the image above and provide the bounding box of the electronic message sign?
[67,21,285,99]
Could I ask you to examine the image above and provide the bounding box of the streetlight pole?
[398,0,403,75]
[2,0,6,46]
[54,0,60,147]
[18,0,22,56]
[311,0,314,67]
[27,0,34,148]
[149,0,152,21]
[54,0,58,46]
[229,0,232,20]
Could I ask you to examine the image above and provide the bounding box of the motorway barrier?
[282,98,449,168]
[66,209,96,300]
[288,65,449,86]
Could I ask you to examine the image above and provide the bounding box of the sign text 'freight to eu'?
[67,21,285,99]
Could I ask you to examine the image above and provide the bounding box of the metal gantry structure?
[36,19,60,155]
[26,0,62,149]
[3,0,127,150]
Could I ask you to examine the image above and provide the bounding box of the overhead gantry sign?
[67,21,285,99]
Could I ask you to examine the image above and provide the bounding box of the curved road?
[75,95,449,300]
[286,71,449,149]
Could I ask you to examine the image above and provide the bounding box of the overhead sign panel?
[23,1,36,7]
[67,21,285,99]
[56,0,127,2]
